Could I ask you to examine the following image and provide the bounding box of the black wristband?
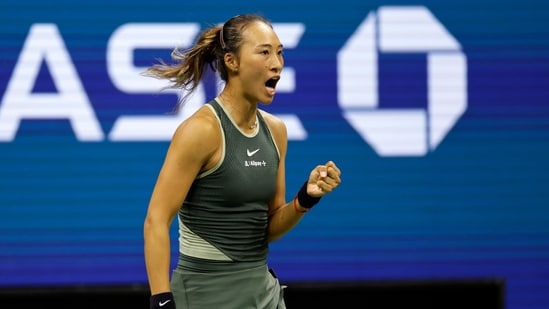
[297,181,321,209]
[150,292,175,309]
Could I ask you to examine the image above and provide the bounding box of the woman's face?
[236,21,284,105]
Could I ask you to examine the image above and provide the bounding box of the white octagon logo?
[338,6,467,157]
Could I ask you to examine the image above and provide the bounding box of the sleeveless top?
[178,98,280,262]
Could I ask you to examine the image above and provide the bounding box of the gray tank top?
[179,99,280,262]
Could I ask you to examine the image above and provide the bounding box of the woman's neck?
[217,92,258,130]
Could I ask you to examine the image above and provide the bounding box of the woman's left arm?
[264,113,341,242]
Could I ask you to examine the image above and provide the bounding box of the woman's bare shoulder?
[171,104,220,153]
[259,109,286,132]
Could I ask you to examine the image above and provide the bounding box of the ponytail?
[143,26,225,103]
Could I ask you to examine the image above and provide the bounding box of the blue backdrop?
[1,1,548,308]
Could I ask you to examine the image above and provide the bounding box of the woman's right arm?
[143,107,220,295]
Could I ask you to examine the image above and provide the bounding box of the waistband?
[177,253,266,273]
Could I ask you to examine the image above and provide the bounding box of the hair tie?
[219,25,226,50]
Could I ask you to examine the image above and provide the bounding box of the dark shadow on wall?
[0,279,504,309]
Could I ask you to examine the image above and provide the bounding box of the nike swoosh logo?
[247,148,260,157]
[159,300,172,306]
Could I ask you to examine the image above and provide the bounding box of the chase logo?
[338,6,467,157]
[0,6,466,158]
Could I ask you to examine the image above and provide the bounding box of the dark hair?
[143,14,272,103]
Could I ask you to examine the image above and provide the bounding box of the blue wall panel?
[1,1,548,308]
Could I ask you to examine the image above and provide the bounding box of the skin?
[143,21,342,295]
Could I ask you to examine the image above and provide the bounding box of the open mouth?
[265,77,279,89]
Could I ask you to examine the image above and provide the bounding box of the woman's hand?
[307,160,342,197]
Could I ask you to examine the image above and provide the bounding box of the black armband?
[297,181,321,209]
[150,292,175,309]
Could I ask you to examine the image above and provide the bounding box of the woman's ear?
[224,53,239,73]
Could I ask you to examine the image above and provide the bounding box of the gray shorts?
[170,263,286,309]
